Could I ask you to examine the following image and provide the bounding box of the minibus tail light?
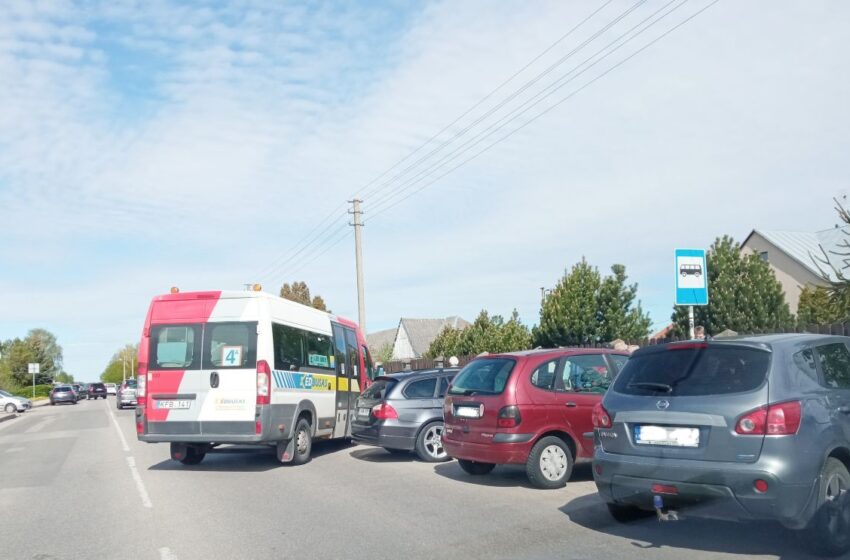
[257,360,271,405]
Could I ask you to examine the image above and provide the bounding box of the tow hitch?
[653,495,679,521]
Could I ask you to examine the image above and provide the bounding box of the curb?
[31,399,50,408]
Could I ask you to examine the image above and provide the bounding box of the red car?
[443,348,629,489]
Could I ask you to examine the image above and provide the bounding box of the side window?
[438,376,450,398]
[206,323,257,368]
[273,323,304,371]
[344,329,359,381]
[530,359,560,391]
[404,378,437,399]
[363,345,375,380]
[609,354,629,373]
[564,354,613,393]
[305,331,334,370]
[817,343,850,389]
[150,325,199,370]
[793,348,819,383]
[332,325,347,378]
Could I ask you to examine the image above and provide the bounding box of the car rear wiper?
[628,382,673,393]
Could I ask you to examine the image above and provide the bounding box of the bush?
[6,384,53,399]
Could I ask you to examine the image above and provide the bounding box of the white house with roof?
[742,226,849,314]
[366,316,471,362]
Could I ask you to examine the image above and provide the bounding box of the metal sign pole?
[688,306,695,339]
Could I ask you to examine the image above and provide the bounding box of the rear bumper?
[51,396,75,403]
[351,422,417,451]
[593,448,819,528]
[443,436,532,465]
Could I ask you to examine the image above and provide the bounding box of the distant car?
[87,383,107,400]
[71,384,86,402]
[594,335,850,557]
[352,368,459,462]
[105,383,117,395]
[50,385,77,405]
[0,390,32,413]
[443,348,629,489]
[116,379,137,409]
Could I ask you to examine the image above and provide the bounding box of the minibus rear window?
[205,322,257,369]
[150,325,200,370]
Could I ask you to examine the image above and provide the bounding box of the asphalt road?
[0,400,835,560]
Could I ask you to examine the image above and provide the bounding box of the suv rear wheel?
[526,436,573,489]
[806,458,850,557]
[457,459,495,476]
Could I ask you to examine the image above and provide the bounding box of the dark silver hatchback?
[593,334,850,557]
[352,368,458,462]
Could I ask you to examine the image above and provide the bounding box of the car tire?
[4,403,16,413]
[117,402,123,410]
[806,458,850,557]
[415,421,450,463]
[606,502,654,523]
[291,418,313,466]
[526,436,574,489]
[170,443,206,465]
[50,400,55,406]
[457,459,496,476]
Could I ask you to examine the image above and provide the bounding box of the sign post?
[28,363,40,398]
[675,249,709,339]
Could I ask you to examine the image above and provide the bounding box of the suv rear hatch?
[444,357,517,444]
[353,377,399,425]
[600,342,772,463]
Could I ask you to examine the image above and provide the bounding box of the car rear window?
[91,383,105,389]
[612,344,770,396]
[449,358,516,396]
[56,386,72,391]
[362,379,397,400]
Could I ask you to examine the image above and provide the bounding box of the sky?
[1,0,847,380]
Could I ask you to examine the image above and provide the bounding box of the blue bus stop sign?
[675,248,708,306]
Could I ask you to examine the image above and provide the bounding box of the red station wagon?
[443,348,628,489]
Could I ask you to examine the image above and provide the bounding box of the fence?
[379,323,850,373]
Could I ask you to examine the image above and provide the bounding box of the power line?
[367,0,692,217]
[368,0,720,220]
[255,0,618,283]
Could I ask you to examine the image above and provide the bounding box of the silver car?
[0,390,31,413]
[116,379,137,409]
[593,334,850,557]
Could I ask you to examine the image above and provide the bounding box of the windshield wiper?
[628,382,673,393]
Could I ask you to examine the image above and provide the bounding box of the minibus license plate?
[157,400,191,410]
[455,406,481,418]
[635,425,699,447]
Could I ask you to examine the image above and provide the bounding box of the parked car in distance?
[87,382,107,399]
[443,348,629,489]
[50,385,78,405]
[116,379,137,409]
[0,389,32,413]
[593,335,850,557]
[105,383,117,395]
[352,368,459,462]
[71,384,86,401]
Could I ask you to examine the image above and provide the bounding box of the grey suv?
[593,335,850,557]
[352,368,458,462]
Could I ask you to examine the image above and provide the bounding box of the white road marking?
[159,547,178,560]
[106,401,130,452]
[24,415,55,433]
[6,447,24,452]
[127,455,153,508]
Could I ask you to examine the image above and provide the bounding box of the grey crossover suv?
[352,368,458,462]
[593,335,850,557]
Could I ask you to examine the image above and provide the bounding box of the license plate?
[635,425,699,447]
[358,407,371,417]
[156,400,191,410]
[455,406,481,418]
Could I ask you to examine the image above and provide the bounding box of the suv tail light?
[372,403,398,420]
[592,402,612,428]
[497,405,522,428]
[736,401,801,435]
[257,360,271,405]
[137,363,148,407]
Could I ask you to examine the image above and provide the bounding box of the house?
[741,226,849,314]
[366,316,471,362]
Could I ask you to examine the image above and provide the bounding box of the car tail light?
[651,483,679,495]
[137,363,148,407]
[497,405,521,428]
[735,401,801,435]
[592,402,612,428]
[668,342,708,350]
[372,403,398,420]
[754,479,769,493]
[257,360,271,405]
[255,421,263,435]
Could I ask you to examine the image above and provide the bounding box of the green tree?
[279,281,330,312]
[426,310,532,358]
[0,329,63,386]
[101,343,139,384]
[810,199,850,320]
[533,260,650,347]
[797,285,842,326]
[426,326,463,358]
[671,236,794,336]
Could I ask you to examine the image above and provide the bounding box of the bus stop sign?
[675,248,708,305]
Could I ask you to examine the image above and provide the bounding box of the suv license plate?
[358,407,370,417]
[635,425,699,447]
[156,400,191,410]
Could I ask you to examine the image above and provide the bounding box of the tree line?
[0,329,72,392]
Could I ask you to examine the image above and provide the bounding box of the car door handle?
[565,402,577,408]
[210,372,219,389]
[838,406,850,414]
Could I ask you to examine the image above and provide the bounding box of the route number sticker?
[221,346,243,366]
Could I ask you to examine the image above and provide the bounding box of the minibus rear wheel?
[291,418,312,465]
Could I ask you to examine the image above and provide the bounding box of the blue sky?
[1,0,847,380]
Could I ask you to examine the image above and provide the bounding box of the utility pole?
[349,199,366,334]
